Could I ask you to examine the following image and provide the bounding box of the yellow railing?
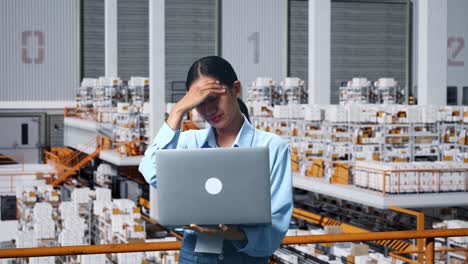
[293,207,468,263]
[50,147,100,187]
[388,206,426,263]
[0,228,467,262]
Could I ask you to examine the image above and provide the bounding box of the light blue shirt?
[138,116,293,257]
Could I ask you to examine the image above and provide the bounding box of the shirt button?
[218,254,224,260]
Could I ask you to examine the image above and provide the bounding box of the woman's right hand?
[166,80,225,130]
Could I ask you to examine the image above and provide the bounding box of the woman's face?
[191,75,241,129]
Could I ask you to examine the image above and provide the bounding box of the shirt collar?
[201,115,255,148]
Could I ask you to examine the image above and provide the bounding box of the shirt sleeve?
[138,122,187,188]
[232,141,293,257]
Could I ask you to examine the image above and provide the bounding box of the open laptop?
[155,147,271,226]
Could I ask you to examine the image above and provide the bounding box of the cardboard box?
[331,163,351,184]
[324,226,342,234]
[306,159,325,177]
[320,226,342,248]
[450,257,466,264]
[351,243,369,256]
[291,154,300,172]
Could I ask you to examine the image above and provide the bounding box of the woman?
[139,56,292,263]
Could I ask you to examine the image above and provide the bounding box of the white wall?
[0,0,79,104]
[222,0,288,98]
[413,0,468,104]
[447,0,468,91]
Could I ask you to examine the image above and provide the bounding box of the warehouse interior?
[0,0,467,263]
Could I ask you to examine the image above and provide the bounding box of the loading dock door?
[0,117,40,163]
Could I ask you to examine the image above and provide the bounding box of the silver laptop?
[155,147,271,226]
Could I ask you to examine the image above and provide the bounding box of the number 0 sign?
[21,31,45,64]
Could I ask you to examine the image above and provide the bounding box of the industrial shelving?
[381,123,411,163]
[293,173,468,209]
[411,123,440,161]
[350,123,381,163]
[339,78,404,105]
[339,83,376,105]
[447,240,468,263]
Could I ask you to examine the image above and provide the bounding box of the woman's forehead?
[192,75,217,86]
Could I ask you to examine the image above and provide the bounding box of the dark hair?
[237,97,251,123]
[186,56,250,122]
[185,56,238,91]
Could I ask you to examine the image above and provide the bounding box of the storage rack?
[412,122,440,161]
[376,85,405,104]
[339,84,376,105]
[350,123,381,162]
[381,123,411,162]
[78,201,93,245]
[440,122,462,161]
[114,110,142,156]
[323,121,352,184]
[252,107,468,189]
[301,120,327,178]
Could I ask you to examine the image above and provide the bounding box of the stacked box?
[93,200,113,218]
[290,145,300,173]
[355,161,468,193]
[36,185,59,203]
[80,254,107,264]
[33,217,55,239]
[29,257,55,264]
[331,163,351,185]
[325,105,348,123]
[353,145,380,161]
[33,202,53,219]
[348,104,379,123]
[463,107,468,123]
[273,120,290,136]
[111,213,133,233]
[304,105,324,121]
[445,220,468,245]
[252,104,468,187]
[124,222,146,240]
[302,122,324,140]
[273,105,288,119]
[16,186,37,204]
[16,230,37,248]
[438,106,462,122]
[59,202,79,219]
[116,252,144,264]
[95,187,112,202]
[95,164,117,187]
[113,199,136,213]
[59,228,85,246]
[71,187,92,204]
[305,158,325,178]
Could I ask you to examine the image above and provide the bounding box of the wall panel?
[0,0,80,101]
[165,0,217,102]
[222,0,288,97]
[118,0,149,80]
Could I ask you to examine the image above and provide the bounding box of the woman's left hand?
[183,224,246,240]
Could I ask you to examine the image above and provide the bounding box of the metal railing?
[294,206,467,263]
[388,206,426,263]
[0,228,467,263]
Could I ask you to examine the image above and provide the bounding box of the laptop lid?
[155,147,271,226]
